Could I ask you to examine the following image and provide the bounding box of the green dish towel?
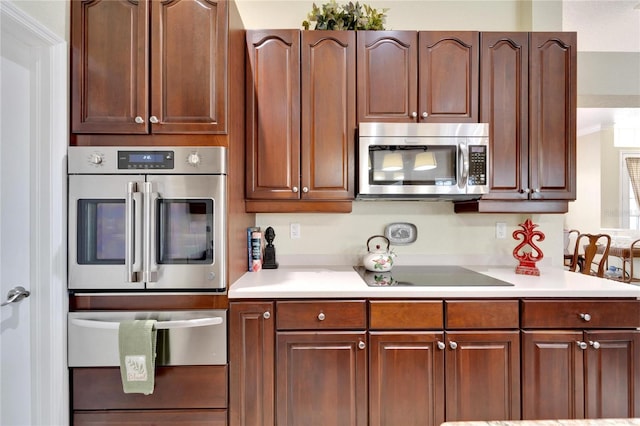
[118,320,157,395]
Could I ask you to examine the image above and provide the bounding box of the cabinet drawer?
[521,299,640,328]
[445,300,519,329]
[72,366,227,410]
[276,300,366,330]
[369,300,443,329]
[73,410,227,426]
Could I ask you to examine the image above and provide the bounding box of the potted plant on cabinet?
[302,0,388,30]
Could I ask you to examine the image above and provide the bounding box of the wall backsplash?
[256,202,566,267]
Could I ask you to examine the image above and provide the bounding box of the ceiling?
[564,1,640,138]
[577,108,640,137]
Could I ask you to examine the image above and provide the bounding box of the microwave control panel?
[467,145,487,186]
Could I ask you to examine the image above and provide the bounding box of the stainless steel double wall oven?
[68,146,227,292]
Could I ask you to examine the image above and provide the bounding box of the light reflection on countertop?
[228,265,640,299]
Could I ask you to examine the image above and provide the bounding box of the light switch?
[496,222,507,239]
[290,223,301,239]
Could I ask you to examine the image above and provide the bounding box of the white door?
[0,2,67,425]
[0,47,33,425]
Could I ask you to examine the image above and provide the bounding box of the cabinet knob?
[149,116,159,124]
[358,341,366,350]
[302,187,309,193]
[421,112,428,119]
[520,188,531,194]
[134,116,144,124]
[317,312,325,321]
[533,188,541,193]
[263,311,271,320]
[449,341,458,350]
[292,187,299,193]
[437,341,446,350]
[579,313,591,322]
[577,341,588,350]
[411,112,418,118]
[589,340,600,349]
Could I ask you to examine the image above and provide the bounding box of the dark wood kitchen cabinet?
[71,366,228,425]
[229,301,275,426]
[455,32,577,213]
[70,0,228,136]
[521,299,640,420]
[368,300,520,425]
[245,30,355,213]
[275,301,368,426]
[356,30,479,123]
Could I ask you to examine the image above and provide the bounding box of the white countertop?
[228,265,640,299]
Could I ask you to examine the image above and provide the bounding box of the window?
[620,152,640,230]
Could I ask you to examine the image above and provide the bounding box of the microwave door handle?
[125,183,143,282]
[143,182,158,283]
[459,144,469,190]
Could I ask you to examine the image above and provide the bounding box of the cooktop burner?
[353,265,514,287]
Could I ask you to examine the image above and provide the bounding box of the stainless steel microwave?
[357,122,490,200]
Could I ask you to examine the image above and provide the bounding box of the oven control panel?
[118,150,175,169]
[68,146,227,175]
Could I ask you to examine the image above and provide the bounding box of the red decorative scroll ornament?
[512,219,545,276]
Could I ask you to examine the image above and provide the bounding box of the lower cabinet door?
[276,331,367,426]
[584,330,640,419]
[521,330,584,420]
[445,331,521,422]
[73,409,227,425]
[369,332,445,426]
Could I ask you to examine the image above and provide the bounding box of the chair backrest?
[564,229,580,254]
[569,233,611,278]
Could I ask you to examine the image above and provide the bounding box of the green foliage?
[302,0,388,31]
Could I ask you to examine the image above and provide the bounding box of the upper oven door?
[69,174,145,290]
[359,136,469,197]
[146,174,226,291]
[68,174,227,291]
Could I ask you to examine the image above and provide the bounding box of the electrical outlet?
[290,223,301,239]
[496,222,507,239]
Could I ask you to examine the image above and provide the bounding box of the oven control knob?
[187,152,201,166]
[89,153,103,165]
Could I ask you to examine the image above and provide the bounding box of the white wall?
[565,131,601,231]
[235,0,561,31]
[9,0,68,40]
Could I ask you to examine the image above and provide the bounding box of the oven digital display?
[118,150,174,169]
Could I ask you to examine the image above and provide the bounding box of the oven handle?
[125,183,143,282]
[143,182,158,283]
[70,316,224,330]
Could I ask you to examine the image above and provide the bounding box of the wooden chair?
[563,229,581,270]
[569,233,611,278]
[625,238,640,283]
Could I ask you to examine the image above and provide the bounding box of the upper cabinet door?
[301,31,356,200]
[480,32,529,200]
[71,0,228,135]
[245,30,301,200]
[150,0,228,134]
[529,32,577,200]
[71,0,149,134]
[357,31,418,123]
[418,31,479,123]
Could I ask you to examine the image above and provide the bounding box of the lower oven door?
[68,310,227,367]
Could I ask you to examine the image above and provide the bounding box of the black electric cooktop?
[353,265,514,287]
